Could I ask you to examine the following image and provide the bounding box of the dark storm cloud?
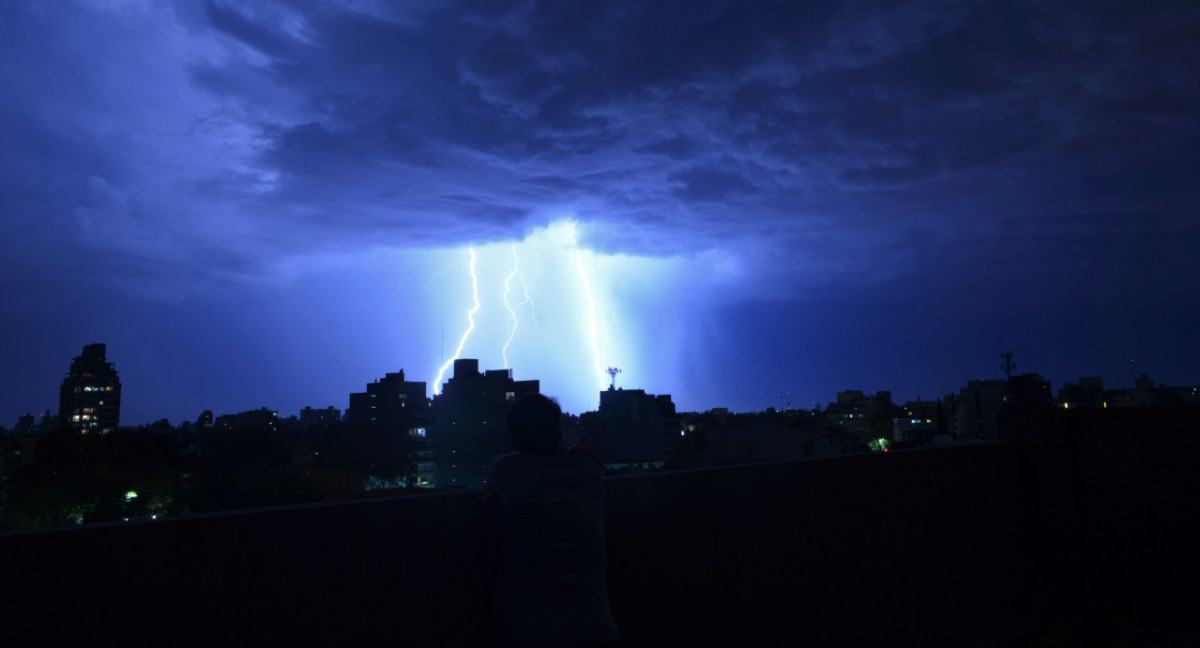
[2,0,1198,299]
[670,160,760,202]
[840,147,942,185]
[3,0,1200,426]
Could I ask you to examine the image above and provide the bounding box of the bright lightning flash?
[414,219,693,414]
[576,250,607,391]
[501,244,531,369]
[432,247,479,394]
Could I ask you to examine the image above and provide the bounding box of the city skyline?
[2,1,1198,425]
[7,343,1194,428]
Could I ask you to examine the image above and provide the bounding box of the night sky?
[2,1,1197,425]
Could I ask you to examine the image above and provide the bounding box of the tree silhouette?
[3,426,189,529]
[190,425,314,512]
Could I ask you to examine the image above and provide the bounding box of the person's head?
[505,393,562,456]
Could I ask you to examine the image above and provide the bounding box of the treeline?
[1,424,316,531]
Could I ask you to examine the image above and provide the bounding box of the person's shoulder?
[489,451,522,466]
[486,451,523,479]
[556,451,604,477]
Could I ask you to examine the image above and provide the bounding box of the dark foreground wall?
[3,413,1195,646]
[1008,407,1200,646]
[605,442,1034,647]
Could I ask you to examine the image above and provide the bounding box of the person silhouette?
[480,393,619,647]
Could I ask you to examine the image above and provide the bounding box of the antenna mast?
[606,366,621,390]
[1001,350,1016,380]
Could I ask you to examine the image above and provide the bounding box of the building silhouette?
[1006,373,1053,410]
[214,407,279,432]
[823,389,894,441]
[1058,376,1105,408]
[347,371,428,428]
[300,406,341,430]
[58,343,121,434]
[955,379,1007,440]
[434,359,537,490]
[589,387,671,467]
[893,398,939,446]
[346,370,431,485]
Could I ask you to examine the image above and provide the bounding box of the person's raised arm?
[568,433,603,467]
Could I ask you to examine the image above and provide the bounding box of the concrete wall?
[3,412,1196,646]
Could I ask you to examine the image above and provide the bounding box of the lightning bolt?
[576,250,606,392]
[519,271,540,333]
[433,247,479,394]
[501,244,528,369]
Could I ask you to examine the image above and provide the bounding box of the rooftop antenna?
[1001,350,1015,380]
[607,366,621,390]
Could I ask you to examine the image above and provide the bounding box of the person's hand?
[569,434,603,466]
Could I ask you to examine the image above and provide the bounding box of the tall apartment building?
[592,387,671,467]
[59,343,121,434]
[346,369,431,483]
[434,359,538,490]
[956,379,1008,440]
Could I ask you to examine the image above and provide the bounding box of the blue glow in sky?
[424,220,698,414]
[431,246,480,393]
[1,1,1198,425]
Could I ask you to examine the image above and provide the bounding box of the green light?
[124,490,138,502]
